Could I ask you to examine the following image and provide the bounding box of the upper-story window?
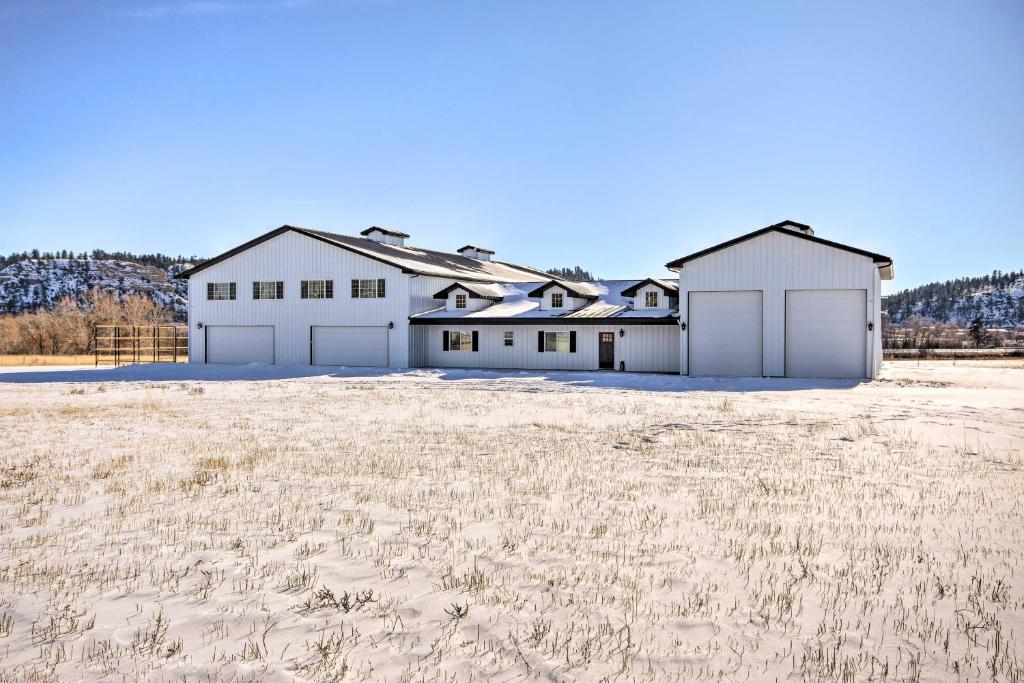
[550,292,564,308]
[645,291,659,308]
[253,281,284,300]
[455,293,467,309]
[207,282,236,301]
[301,280,333,299]
[351,278,386,298]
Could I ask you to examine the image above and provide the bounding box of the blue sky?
[0,0,1021,292]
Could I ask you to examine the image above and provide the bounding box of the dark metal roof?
[619,278,680,297]
[432,281,505,301]
[526,279,600,300]
[360,226,410,238]
[176,225,551,282]
[664,221,893,271]
[409,315,677,326]
[457,245,495,254]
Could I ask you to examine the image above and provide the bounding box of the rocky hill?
[884,270,1024,328]
[0,254,196,321]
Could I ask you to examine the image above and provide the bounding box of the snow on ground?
[0,362,1022,680]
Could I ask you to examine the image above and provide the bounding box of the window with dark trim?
[253,281,284,300]
[503,331,514,347]
[550,292,564,308]
[443,330,478,352]
[645,291,659,308]
[455,293,467,309]
[301,280,333,299]
[541,330,574,352]
[207,282,236,300]
[351,278,386,298]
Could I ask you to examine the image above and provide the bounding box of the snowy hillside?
[0,258,191,320]
[884,270,1024,327]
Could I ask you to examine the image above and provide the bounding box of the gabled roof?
[664,222,893,274]
[176,225,551,283]
[457,245,495,254]
[526,279,601,300]
[360,226,410,238]
[433,281,506,301]
[619,278,680,297]
[410,279,679,325]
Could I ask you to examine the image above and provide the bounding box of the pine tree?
[968,318,991,348]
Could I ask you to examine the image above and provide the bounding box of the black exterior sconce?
[388,321,395,329]
[196,322,203,329]
[867,322,874,331]
[618,329,625,338]
[680,321,687,331]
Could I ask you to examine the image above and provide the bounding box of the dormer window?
[455,293,467,309]
[645,291,659,308]
[550,292,564,308]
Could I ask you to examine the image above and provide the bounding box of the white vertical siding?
[422,324,679,373]
[677,231,882,378]
[187,231,412,367]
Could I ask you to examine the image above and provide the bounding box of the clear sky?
[1,0,1021,292]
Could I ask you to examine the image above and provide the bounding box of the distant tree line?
[1,249,204,269]
[883,269,1024,326]
[0,291,172,355]
[545,266,598,282]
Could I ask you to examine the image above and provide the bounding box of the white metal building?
[179,219,892,379]
[666,220,893,379]
[179,225,680,372]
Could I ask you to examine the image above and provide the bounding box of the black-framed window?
[442,330,478,352]
[351,278,386,298]
[301,280,333,299]
[253,281,284,300]
[207,282,236,300]
[550,292,564,308]
[538,330,576,353]
[645,291,659,307]
[504,331,514,347]
[455,293,467,309]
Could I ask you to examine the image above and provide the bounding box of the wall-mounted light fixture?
[867,322,874,331]
[388,321,395,329]
[618,329,625,338]
[680,321,687,331]
[196,322,203,329]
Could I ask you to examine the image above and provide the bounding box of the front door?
[599,332,615,369]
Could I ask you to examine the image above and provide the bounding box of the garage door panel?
[689,291,762,377]
[206,326,274,364]
[786,290,866,379]
[312,326,388,367]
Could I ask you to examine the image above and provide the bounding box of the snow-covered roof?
[412,280,678,324]
[527,279,602,300]
[178,225,551,283]
[433,281,510,300]
[619,278,679,297]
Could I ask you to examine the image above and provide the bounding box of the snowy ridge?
[0,258,191,319]
[885,273,1024,328]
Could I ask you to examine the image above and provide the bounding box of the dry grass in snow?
[0,362,1022,681]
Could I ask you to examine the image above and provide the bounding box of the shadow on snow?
[0,363,866,393]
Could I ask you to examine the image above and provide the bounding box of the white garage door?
[688,291,762,376]
[311,326,389,367]
[206,326,274,364]
[786,290,867,379]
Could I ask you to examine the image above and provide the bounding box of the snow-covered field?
[0,362,1022,681]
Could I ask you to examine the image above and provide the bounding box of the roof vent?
[361,226,410,247]
[456,245,494,261]
[775,220,814,236]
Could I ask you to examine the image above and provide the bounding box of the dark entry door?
[599,332,615,369]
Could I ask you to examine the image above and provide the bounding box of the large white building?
[179,220,892,379]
